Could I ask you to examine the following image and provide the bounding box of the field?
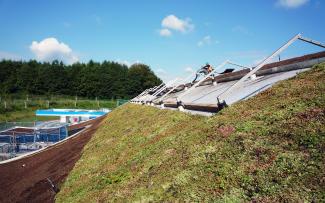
[0,95,126,122]
[56,63,325,202]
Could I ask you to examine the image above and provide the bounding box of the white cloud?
[184,66,195,74]
[116,59,143,67]
[117,60,131,67]
[159,28,172,37]
[277,0,309,8]
[197,36,220,47]
[161,15,194,34]
[197,36,214,47]
[30,37,78,64]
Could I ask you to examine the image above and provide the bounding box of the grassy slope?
[57,64,325,202]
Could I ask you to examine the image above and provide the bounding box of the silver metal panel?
[178,68,308,105]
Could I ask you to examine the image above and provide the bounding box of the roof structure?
[131,34,325,116]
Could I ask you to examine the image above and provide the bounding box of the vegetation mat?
[55,63,324,201]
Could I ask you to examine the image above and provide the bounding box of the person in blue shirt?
[192,63,214,83]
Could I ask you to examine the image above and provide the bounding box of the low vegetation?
[57,64,325,202]
[0,95,125,122]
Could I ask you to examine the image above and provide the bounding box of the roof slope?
[56,63,325,202]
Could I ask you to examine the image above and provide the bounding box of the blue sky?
[0,0,324,81]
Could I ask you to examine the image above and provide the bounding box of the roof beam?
[218,33,302,102]
[298,36,325,49]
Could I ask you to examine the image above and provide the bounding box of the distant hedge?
[0,60,162,99]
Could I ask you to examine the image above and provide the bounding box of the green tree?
[0,59,162,99]
[127,63,162,98]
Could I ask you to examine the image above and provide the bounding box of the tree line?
[0,60,162,99]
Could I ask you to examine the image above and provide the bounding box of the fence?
[0,123,68,154]
[0,122,41,131]
[0,95,125,112]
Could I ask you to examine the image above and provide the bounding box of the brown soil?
[0,116,106,203]
[217,125,235,138]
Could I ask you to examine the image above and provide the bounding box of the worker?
[192,63,214,83]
